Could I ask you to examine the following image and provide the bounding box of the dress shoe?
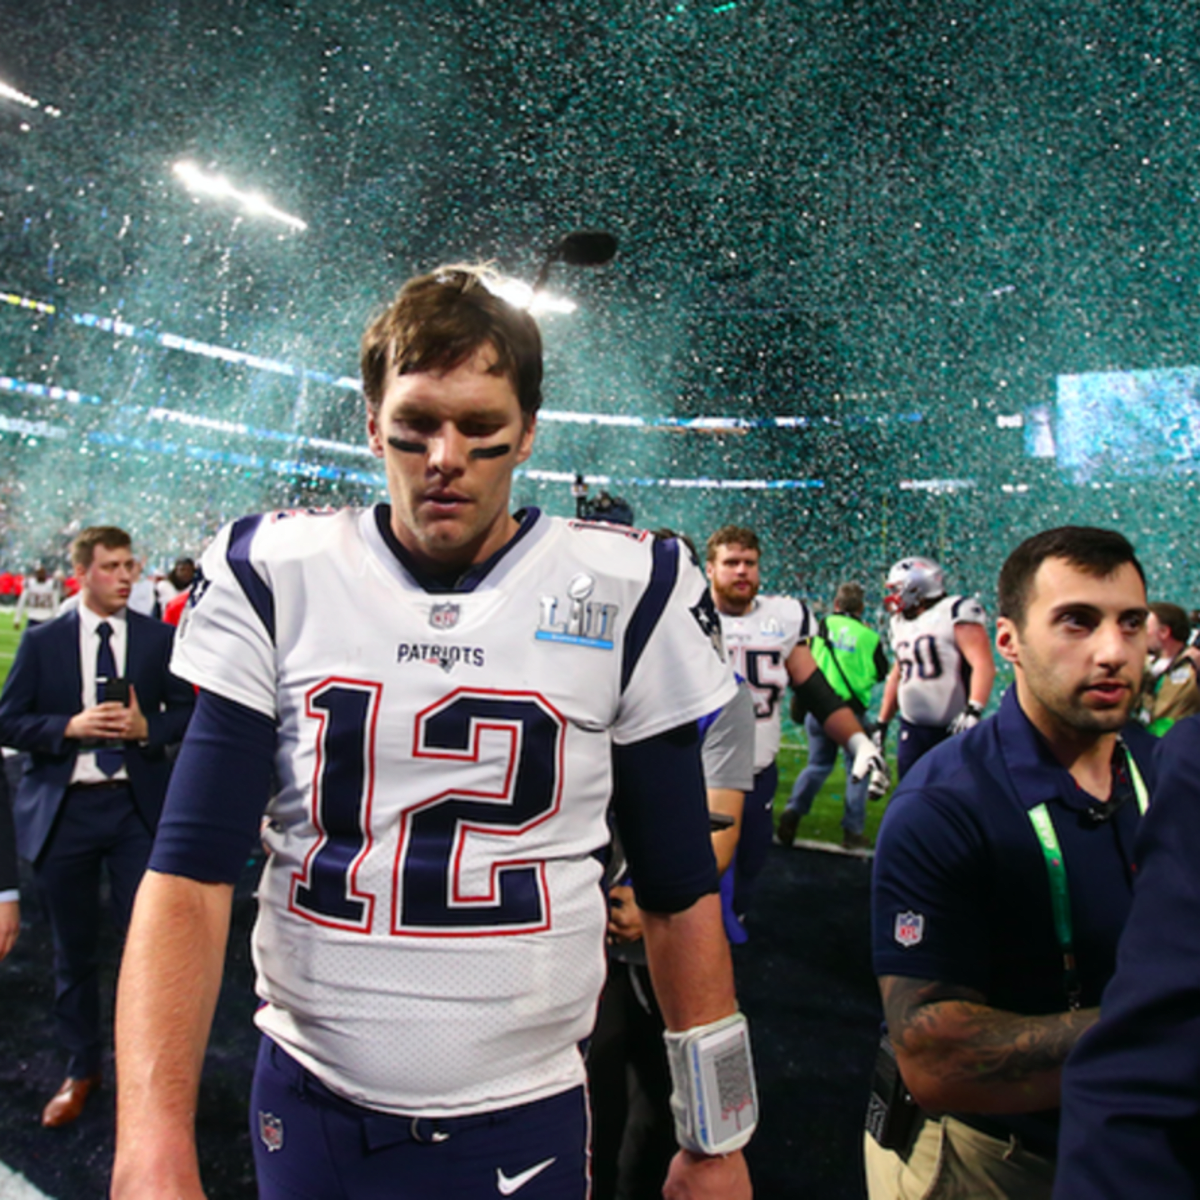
[842,831,870,852]
[41,1073,102,1128]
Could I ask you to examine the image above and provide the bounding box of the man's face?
[996,557,1148,739]
[367,345,535,572]
[77,544,135,617]
[707,543,760,615]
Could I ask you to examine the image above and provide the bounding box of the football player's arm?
[612,727,752,1199]
[879,974,1097,1114]
[954,621,995,709]
[873,641,889,685]
[701,685,753,874]
[113,872,233,1199]
[785,642,863,745]
[708,787,743,875]
[878,660,901,726]
[113,690,275,1199]
[644,896,752,1200]
[786,644,881,782]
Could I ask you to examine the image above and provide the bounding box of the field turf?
[773,727,891,849]
[0,622,20,689]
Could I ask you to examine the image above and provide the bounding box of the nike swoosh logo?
[496,1157,556,1195]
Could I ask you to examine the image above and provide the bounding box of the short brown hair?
[72,526,131,569]
[360,265,543,418]
[1150,602,1190,645]
[998,526,1145,629]
[833,582,865,617]
[706,525,760,563]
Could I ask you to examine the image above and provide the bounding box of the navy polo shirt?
[872,686,1158,1155]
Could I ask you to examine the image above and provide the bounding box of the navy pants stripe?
[250,1037,591,1199]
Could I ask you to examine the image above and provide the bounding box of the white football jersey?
[173,507,735,1118]
[889,594,987,727]
[717,594,813,771]
[15,578,60,624]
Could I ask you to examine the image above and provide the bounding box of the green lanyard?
[1026,743,1149,1010]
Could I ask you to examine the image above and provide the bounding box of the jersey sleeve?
[950,596,987,626]
[872,784,992,992]
[797,598,815,644]
[613,538,737,746]
[700,682,755,793]
[172,515,278,720]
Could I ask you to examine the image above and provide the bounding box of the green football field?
[0,623,19,687]
[0,618,888,850]
[772,729,891,848]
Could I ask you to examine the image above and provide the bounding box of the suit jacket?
[0,609,195,863]
[0,766,16,890]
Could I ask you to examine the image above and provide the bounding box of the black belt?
[67,780,129,792]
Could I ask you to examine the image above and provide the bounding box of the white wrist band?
[663,1011,759,1155]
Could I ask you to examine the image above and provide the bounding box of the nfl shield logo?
[430,603,460,630]
[258,1110,284,1153]
[894,910,925,948]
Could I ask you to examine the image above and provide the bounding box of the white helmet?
[884,556,945,615]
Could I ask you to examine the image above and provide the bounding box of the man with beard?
[864,527,1156,1200]
[704,527,885,936]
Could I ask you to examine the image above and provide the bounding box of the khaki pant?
[864,1116,1055,1200]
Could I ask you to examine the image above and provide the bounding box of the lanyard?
[1025,743,1148,1010]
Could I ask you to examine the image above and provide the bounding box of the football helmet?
[883,556,945,615]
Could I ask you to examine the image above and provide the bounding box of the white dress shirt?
[71,604,129,785]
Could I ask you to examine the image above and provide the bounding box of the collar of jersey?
[373,505,542,594]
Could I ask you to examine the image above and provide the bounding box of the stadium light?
[0,78,61,116]
[172,161,307,231]
[485,275,577,315]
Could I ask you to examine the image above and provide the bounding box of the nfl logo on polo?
[894,910,925,948]
[258,1110,284,1153]
[429,602,460,630]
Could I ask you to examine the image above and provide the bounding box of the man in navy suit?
[0,526,193,1127]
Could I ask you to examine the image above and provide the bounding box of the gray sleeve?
[701,681,756,793]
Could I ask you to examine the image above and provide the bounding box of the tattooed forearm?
[878,975,1100,1114]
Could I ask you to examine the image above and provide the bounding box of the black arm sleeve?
[148,689,277,884]
[611,722,719,915]
[874,641,890,683]
[792,666,851,725]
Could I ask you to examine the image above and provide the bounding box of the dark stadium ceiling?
[1,1,1199,596]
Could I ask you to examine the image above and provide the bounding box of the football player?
[705,527,887,933]
[876,555,996,780]
[112,266,755,1199]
